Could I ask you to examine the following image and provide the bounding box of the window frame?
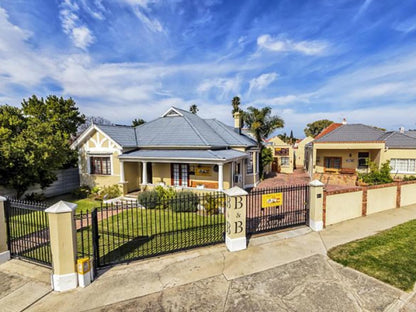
[90,156,112,175]
[247,152,254,174]
[280,156,290,167]
[358,152,370,169]
[324,157,342,171]
[390,158,416,174]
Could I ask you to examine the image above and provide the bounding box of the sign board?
[262,192,283,208]
[274,148,289,156]
[195,166,211,176]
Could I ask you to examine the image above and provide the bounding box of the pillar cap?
[223,186,248,196]
[45,201,77,214]
[310,180,324,187]
[0,196,7,202]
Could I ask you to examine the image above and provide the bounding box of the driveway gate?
[4,198,52,267]
[247,184,309,235]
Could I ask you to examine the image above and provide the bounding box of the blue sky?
[1,0,416,136]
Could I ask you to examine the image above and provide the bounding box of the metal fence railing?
[5,198,52,267]
[247,184,309,235]
[89,191,226,268]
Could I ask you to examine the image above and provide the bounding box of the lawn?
[328,219,416,291]
[77,207,225,265]
[47,194,101,213]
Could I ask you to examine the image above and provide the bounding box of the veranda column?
[45,201,78,291]
[119,160,125,182]
[309,180,324,231]
[218,163,224,191]
[142,161,148,185]
[0,197,10,264]
[224,187,248,252]
[231,162,235,187]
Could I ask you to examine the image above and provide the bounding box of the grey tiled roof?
[119,149,248,161]
[314,124,416,148]
[314,124,385,142]
[381,132,416,148]
[94,107,256,148]
[405,131,416,138]
[97,124,137,147]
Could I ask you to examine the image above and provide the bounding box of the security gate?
[246,184,309,235]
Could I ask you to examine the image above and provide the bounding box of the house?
[71,107,260,194]
[305,123,416,184]
[293,136,314,169]
[265,136,294,174]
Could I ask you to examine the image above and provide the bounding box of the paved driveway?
[90,254,405,312]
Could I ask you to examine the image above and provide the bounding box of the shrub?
[72,184,91,199]
[154,186,176,209]
[358,161,393,185]
[137,190,160,209]
[203,194,225,215]
[24,192,46,202]
[170,191,200,212]
[403,175,416,181]
[100,184,121,200]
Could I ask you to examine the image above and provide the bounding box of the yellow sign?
[262,193,283,208]
[77,257,91,275]
[195,166,211,176]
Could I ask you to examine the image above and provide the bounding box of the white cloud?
[118,0,164,33]
[257,34,328,55]
[197,76,241,99]
[353,0,373,22]
[59,0,95,50]
[248,72,278,94]
[394,17,416,34]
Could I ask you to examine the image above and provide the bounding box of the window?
[324,157,341,170]
[281,157,290,167]
[358,152,369,169]
[172,164,189,187]
[390,159,416,173]
[247,152,254,174]
[90,156,111,175]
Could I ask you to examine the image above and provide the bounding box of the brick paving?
[256,169,311,189]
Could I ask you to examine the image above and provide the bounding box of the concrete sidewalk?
[2,204,416,311]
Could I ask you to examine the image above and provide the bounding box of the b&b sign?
[261,192,283,208]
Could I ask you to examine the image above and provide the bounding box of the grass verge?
[328,219,416,291]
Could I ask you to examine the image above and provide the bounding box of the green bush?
[72,184,91,199]
[154,185,176,208]
[137,190,160,209]
[24,192,46,201]
[358,161,393,185]
[100,184,121,200]
[403,175,416,181]
[203,194,225,215]
[170,191,200,212]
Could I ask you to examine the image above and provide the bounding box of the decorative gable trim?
[161,107,183,117]
[70,124,123,150]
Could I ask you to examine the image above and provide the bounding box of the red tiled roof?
[314,123,342,140]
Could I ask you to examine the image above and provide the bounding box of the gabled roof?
[314,124,385,143]
[314,123,416,148]
[73,106,257,149]
[405,130,416,139]
[314,123,342,140]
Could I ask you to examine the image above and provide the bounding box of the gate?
[89,192,226,268]
[5,198,52,267]
[247,184,309,235]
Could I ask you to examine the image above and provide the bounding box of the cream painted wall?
[267,136,294,174]
[315,149,379,173]
[124,162,140,192]
[325,191,363,226]
[401,184,416,207]
[295,137,314,168]
[367,186,397,214]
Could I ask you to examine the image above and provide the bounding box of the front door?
[172,164,189,187]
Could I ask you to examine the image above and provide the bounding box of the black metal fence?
[5,198,52,267]
[247,184,309,235]
[90,192,226,268]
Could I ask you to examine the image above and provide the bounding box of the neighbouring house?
[293,136,314,169]
[305,122,416,186]
[71,107,260,195]
[265,136,294,174]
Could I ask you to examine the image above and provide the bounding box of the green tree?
[243,106,284,177]
[0,95,85,198]
[189,104,199,114]
[261,148,274,174]
[304,119,334,137]
[132,118,146,127]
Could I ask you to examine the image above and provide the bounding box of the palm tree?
[243,106,284,145]
[189,104,199,114]
[132,118,145,127]
[243,106,284,177]
[231,96,241,115]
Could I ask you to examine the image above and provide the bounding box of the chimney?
[234,111,242,135]
[400,126,405,134]
[342,118,347,125]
